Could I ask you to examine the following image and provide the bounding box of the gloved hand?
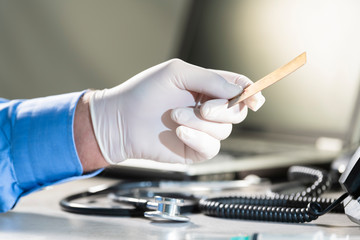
[89,59,265,164]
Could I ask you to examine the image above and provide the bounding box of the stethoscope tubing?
[59,181,199,217]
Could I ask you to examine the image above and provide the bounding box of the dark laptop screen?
[179,0,360,147]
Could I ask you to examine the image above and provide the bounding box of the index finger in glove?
[210,70,266,112]
[200,99,248,124]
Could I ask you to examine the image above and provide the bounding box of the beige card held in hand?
[228,52,307,108]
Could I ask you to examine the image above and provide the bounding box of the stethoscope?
[60,178,265,222]
[60,166,347,223]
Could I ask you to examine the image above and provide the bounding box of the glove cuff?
[88,90,127,164]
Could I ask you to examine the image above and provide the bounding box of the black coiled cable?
[199,166,346,223]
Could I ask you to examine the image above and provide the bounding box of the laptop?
[103,0,360,180]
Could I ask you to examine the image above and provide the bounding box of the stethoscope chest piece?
[144,196,190,222]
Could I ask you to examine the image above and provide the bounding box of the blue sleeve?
[0,91,102,212]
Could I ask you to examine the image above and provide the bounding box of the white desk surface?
[1,177,359,240]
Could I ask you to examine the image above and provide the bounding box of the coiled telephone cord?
[199,166,347,223]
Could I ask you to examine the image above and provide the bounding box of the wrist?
[74,91,109,172]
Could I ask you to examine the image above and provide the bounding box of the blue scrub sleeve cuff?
[11,91,102,194]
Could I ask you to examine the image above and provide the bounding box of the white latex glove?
[89,59,265,164]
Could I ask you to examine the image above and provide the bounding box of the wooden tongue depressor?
[227,52,307,108]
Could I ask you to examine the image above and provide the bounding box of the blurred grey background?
[0,0,191,99]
